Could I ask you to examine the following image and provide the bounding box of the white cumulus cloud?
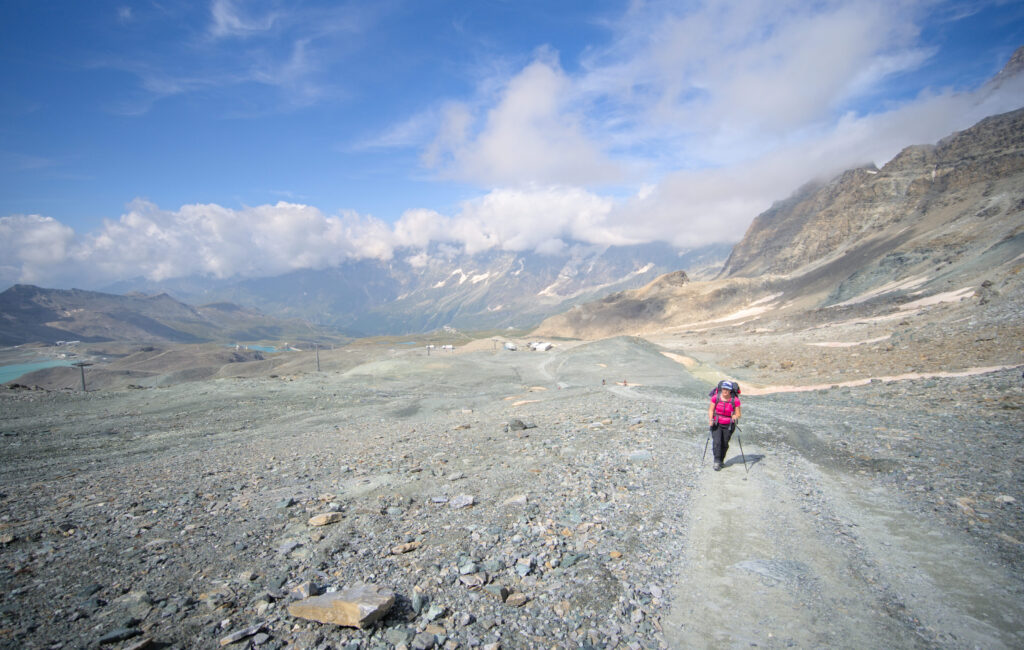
[0,215,77,287]
[426,58,623,186]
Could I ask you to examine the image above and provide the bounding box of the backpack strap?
[711,391,736,427]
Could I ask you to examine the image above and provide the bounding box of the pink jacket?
[711,396,740,425]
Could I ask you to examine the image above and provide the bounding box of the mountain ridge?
[536,105,1024,340]
[102,242,731,336]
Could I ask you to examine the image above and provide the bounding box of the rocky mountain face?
[107,242,730,336]
[0,284,336,346]
[536,105,1024,339]
[720,106,1024,280]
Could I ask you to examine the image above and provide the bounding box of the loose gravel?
[0,338,1022,649]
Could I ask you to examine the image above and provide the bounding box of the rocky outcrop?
[720,107,1024,278]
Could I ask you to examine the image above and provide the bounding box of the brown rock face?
[287,583,395,628]
[720,107,1024,278]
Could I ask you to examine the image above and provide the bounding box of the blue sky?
[1,0,1022,289]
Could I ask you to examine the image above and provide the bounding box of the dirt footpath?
[666,429,1024,649]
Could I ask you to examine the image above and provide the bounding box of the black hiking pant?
[711,422,734,463]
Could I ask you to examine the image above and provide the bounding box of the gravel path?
[1,338,1022,649]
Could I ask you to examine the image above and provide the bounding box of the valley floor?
[0,337,1022,649]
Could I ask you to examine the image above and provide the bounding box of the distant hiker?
[708,380,741,471]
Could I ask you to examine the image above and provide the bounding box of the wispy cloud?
[0,151,59,172]
[116,6,134,26]
[92,1,371,116]
[209,0,279,39]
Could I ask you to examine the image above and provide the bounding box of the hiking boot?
[713,461,722,471]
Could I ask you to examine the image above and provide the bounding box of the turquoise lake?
[0,360,76,384]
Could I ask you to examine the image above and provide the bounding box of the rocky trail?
[1,337,1022,649]
[666,428,1023,648]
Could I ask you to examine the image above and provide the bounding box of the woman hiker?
[708,380,741,471]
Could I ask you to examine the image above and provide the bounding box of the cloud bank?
[0,188,622,288]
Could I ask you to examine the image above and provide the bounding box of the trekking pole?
[735,423,748,474]
[701,426,711,464]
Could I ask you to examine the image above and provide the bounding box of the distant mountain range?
[102,242,730,337]
[0,242,729,345]
[0,284,337,346]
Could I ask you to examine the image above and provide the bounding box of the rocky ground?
[1,324,1022,649]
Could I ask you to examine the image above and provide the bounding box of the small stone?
[308,512,344,526]
[425,604,445,621]
[483,584,509,601]
[113,591,153,619]
[459,573,486,588]
[98,627,141,645]
[996,495,1016,504]
[77,583,103,599]
[278,540,302,555]
[505,592,529,607]
[411,631,437,650]
[553,600,570,617]
[391,541,422,554]
[290,580,322,599]
[287,583,395,628]
[385,627,413,646]
[515,557,532,577]
[411,590,426,614]
[502,494,527,507]
[449,494,475,509]
[482,558,504,572]
[609,550,622,559]
[219,622,264,645]
[425,623,446,635]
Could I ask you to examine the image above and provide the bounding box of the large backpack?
[708,380,740,399]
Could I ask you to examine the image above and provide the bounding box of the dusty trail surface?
[666,433,1023,648]
[1,337,1022,649]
